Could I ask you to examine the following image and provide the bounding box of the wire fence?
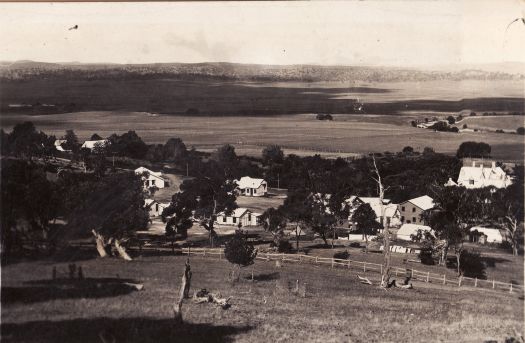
[172,246,523,295]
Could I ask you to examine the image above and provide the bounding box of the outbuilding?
[216,208,260,227]
[396,223,433,241]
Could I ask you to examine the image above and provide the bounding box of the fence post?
[395,268,398,276]
[299,255,302,263]
[363,263,366,272]
[380,264,383,275]
[187,246,190,256]
[474,277,478,287]
[509,284,513,293]
[203,249,206,257]
[348,260,351,269]
[331,258,334,269]
[316,256,318,264]
[492,280,495,289]
[411,269,414,279]
[219,251,222,260]
[282,253,285,261]
[443,274,446,285]
[266,253,269,262]
[458,276,462,287]
[426,272,430,283]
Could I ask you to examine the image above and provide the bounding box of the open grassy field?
[457,115,524,132]
[1,111,523,161]
[2,255,523,342]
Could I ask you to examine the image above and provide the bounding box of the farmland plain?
[1,111,523,161]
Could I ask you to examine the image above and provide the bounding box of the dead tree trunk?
[92,230,109,258]
[371,157,391,288]
[114,239,132,261]
[174,259,192,323]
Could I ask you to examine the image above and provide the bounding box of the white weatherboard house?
[470,226,504,244]
[145,199,169,217]
[81,139,109,151]
[216,208,261,227]
[135,167,166,189]
[398,195,434,225]
[54,139,68,152]
[346,196,401,228]
[235,176,267,197]
[397,224,433,241]
[456,161,512,189]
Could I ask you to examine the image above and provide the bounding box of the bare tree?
[371,157,391,288]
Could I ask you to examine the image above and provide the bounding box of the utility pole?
[186,163,189,177]
[277,173,280,189]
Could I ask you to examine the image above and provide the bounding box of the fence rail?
[172,247,522,295]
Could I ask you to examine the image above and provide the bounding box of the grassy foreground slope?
[2,255,523,342]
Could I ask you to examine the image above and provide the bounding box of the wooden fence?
[175,247,523,295]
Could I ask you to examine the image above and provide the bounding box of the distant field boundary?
[170,246,522,295]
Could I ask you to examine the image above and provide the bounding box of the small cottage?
[135,167,166,189]
[216,208,261,227]
[145,199,170,217]
[235,176,268,197]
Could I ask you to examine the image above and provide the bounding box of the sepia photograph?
[0,1,524,342]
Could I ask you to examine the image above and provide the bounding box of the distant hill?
[0,61,523,82]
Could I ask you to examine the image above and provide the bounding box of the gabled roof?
[236,176,266,189]
[135,166,163,178]
[397,223,433,239]
[459,166,509,182]
[402,195,434,211]
[81,139,108,149]
[444,178,458,187]
[218,207,251,218]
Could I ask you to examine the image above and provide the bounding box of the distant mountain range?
[0,61,523,82]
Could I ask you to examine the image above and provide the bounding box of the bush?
[270,239,293,253]
[456,141,491,158]
[495,129,505,134]
[463,124,468,129]
[517,127,525,135]
[224,231,258,267]
[447,116,456,124]
[402,146,414,154]
[410,120,417,127]
[459,250,486,278]
[470,112,477,116]
[349,241,361,248]
[419,247,435,265]
[316,114,333,121]
[333,250,350,260]
[423,147,435,155]
[429,121,458,132]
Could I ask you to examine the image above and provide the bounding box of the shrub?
[271,239,293,253]
[423,147,435,155]
[402,146,414,154]
[459,250,486,278]
[517,127,525,135]
[463,124,468,129]
[316,114,333,121]
[224,231,258,268]
[333,250,350,260]
[495,129,505,134]
[410,120,417,127]
[447,116,456,124]
[470,112,477,116]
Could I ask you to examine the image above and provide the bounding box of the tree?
[1,160,60,257]
[491,169,524,255]
[402,146,414,154]
[65,172,149,260]
[63,129,80,153]
[307,193,337,247]
[216,144,238,177]
[260,207,287,245]
[423,147,435,155]
[90,133,103,140]
[108,131,148,159]
[447,116,456,124]
[351,203,381,252]
[517,127,525,135]
[456,141,491,158]
[262,145,284,165]
[427,186,487,274]
[224,230,257,281]
[6,122,55,159]
[163,138,187,162]
[165,167,237,247]
[463,124,468,129]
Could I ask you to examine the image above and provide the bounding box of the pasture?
[2,254,523,342]
[457,115,525,132]
[1,111,523,161]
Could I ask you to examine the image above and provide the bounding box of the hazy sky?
[0,1,524,67]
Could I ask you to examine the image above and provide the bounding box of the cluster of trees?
[429,121,459,133]
[1,122,55,159]
[456,141,491,158]
[0,158,149,261]
[315,114,333,121]
[413,168,524,275]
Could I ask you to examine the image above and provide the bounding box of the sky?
[0,1,524,68]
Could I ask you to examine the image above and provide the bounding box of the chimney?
[472,161,476,167]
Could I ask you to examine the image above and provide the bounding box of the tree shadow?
[480,256,511,268]
[2,277,142,304]
[245,272,280,282]
[1,317,253,343]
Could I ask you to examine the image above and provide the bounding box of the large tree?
[5,122,55,159]
[491,168,524,255]
[351,203,381,252]
[66,171,149,260]
[164,162,237,247]
[260,207,288,246]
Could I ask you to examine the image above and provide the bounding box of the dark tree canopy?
[90,133,103,140]
[456,141,491,158]
[66,172,149,239]
[262,145,284,165]
[108,130,148,159]
[3,122,55,158]
[351,203,381,235]
[224,231,257,267]
[517,127,525,135]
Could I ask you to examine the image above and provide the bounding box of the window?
[412,207,416,212]
[469,180,475,185]
[401,216,405,222]
[152,179,156,186]
[155,204,159,212]
[412,217,416,222]
[233,217,237,223]
[253,189,257,194]
[401,206,405,211]
[222,216,226,223]
[248,214,251,221]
